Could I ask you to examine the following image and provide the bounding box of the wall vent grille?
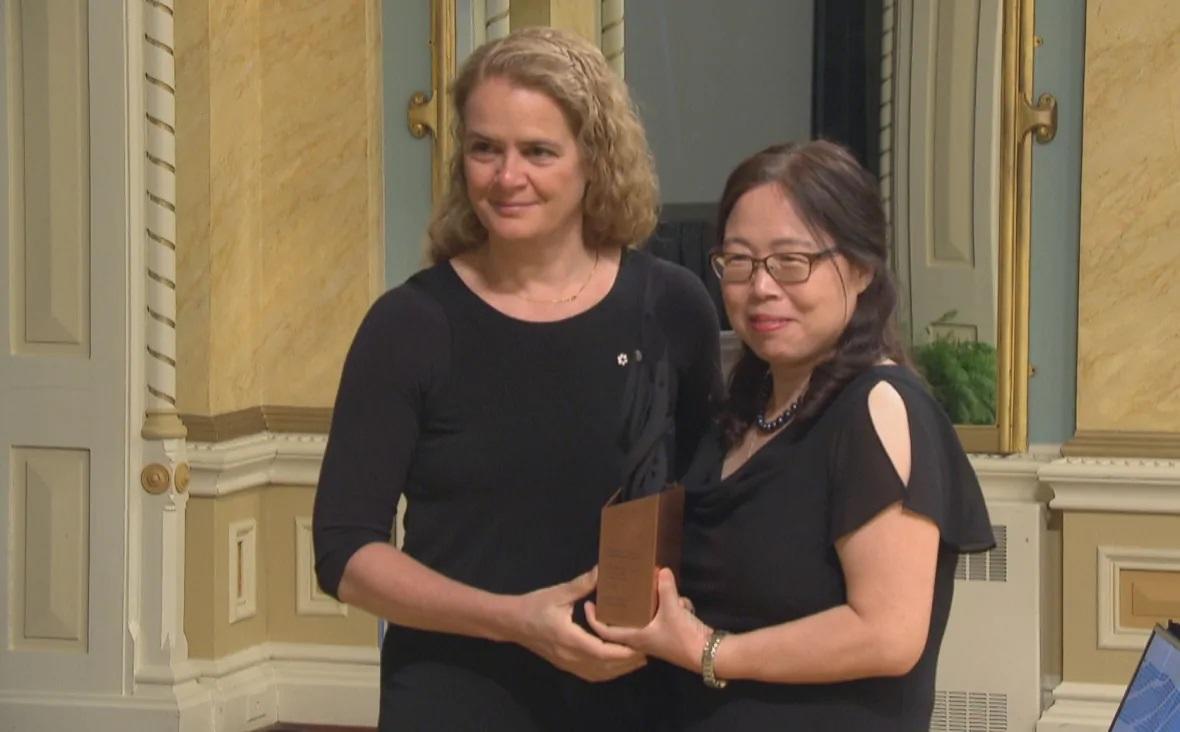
[955,524,1007,582]
[930,690,1008,731]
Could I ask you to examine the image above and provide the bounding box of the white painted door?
[0,0,131,710]
[894,0,1001,345]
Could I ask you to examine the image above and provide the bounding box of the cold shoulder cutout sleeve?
[827,369,995,553]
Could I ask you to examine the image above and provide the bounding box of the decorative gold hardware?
[141,463,171,495]
[409,0,457,204]
[407,90,438,139]
[174,462,191,493]
[1020,92,1057,144]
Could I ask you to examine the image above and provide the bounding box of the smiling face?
[462,76,588,249]
[720,182,870,369]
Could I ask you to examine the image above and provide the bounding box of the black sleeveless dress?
[672,365,995,731]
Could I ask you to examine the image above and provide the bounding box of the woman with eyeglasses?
[313,28,719,732]
[588,141,994,730]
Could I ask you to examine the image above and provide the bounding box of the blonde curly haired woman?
[314,27,719,731]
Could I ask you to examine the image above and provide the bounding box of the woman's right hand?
[507,567,647,682]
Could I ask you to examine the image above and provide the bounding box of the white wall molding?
[192,643,379,730]
[295,517,349,617]
[186,432,327,496]
[184,642,377,681]
[600,0,624,76]
[1036,681,1121,731]
[1044,456,1180,514]
[140,0,186,440]
[1096,545,1180,651]
[183,420,1069,504]
[272,660,379,727]
[227,519,258,624]
[134,643,378,730]
[970,452,1054,504]
[0,681,214,731]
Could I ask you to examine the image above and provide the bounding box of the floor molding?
[192,642,379,730]
[1036,681,1122,731]
[2,645,379,731]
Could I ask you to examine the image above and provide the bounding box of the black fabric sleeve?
[827,376,995,553]
[313,283,450,599]
[653,260,723,478]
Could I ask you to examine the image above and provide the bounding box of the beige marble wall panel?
[1061,511,1180,684]
[176,0,381,415]
[206,0,265,414]
[176,0,213,414]
[1076,1,1180,433]
[256,0,381,408]
[263,486,376,646]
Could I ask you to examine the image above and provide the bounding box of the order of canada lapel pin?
[616,349,642,366]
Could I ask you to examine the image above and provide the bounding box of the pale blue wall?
[383,0,433,288]
[625,0,814,206]
[1027,0,1084,445]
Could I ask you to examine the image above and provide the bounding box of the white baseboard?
[273,660,380,726]
[0,682,214,732]
[0,644,378,732]
[1036,681,1122,731]
[194,642,380,730]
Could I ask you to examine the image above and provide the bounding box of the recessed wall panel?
[10,447,90,651]
[295,516,346,617]
[8,0,90,354]
[928,0,979,267]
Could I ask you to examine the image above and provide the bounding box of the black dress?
[313,249,720,731]
[673,365,995,731]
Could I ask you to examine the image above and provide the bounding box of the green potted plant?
[909,311,997,425]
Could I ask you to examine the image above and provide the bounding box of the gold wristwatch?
[701,629,729,689]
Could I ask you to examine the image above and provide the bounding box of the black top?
[313,249,720,730]
[674,365,994,731]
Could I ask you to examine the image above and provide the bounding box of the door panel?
[0,0,129,695]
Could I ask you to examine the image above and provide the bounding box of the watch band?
[701,629,729,689]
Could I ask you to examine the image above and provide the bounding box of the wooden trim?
[957,424,1002,454]
[261,406,333,435]
[1063,430,1180,459]
[181,407,332,443]
[995,0,1034,453]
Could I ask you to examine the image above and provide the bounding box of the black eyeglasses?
[709,249,837,285]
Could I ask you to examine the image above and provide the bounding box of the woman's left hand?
[585,567,713,672]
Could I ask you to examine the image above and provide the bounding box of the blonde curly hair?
[427,27,658,263]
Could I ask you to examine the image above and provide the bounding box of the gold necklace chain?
[512,250,600,305]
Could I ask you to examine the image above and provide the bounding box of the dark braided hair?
[718,141,910,447]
